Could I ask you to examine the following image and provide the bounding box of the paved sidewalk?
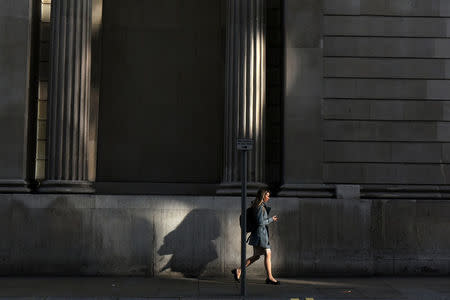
[0,276,449,299]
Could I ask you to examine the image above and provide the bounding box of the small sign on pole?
[237,138,254,151]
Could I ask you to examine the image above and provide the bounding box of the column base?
[38,180,94,194]
[216,182,268,196]
[0,179,31,193]
[279,184,335,198]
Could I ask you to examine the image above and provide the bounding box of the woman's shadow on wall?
[157,209,221,278]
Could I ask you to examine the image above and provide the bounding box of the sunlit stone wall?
[0,194,449,276]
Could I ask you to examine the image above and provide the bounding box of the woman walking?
[232,188,280,285]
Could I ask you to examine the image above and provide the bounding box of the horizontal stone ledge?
[279,184,336,198]
[324,141,450,164]
[324,163,450,185]
[323,99,450,121]
[363,184,450,191]
[0,179,30,193]
[324,16,450,38]
[323,98,450,121]
[324,98,450,102]
[216,182,267,196]
[324,57,450,80]
[324,37,450,58]
[279,183,450,199]
[325,78,450,100]
[324,0,450,17]
[324,120,450,142]
[361,184,450,199]
[362,192,450,199]
[96,182,218,195]
[37,180,94,194]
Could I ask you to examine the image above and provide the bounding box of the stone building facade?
[0,0,449,276]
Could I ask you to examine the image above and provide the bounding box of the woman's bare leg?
[264,249,277,282]
[236,255,260,279]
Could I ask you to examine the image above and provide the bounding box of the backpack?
[240,206,257,233]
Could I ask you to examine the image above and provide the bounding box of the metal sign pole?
[236,138,253,299]
[241,149,247,298]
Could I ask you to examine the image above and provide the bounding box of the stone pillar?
[218,0,267,195]
[278,0,334,197]
[39,0,94,193]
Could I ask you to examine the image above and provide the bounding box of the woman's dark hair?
[251,188,270,208]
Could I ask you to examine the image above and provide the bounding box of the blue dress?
[248,204,274,249]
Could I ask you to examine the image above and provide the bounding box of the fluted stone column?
[218,0,267,195]
[39,0,93,193]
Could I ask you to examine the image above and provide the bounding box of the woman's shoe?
[265,278,280,285]
[231,269,240,282]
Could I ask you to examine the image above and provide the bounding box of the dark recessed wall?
[266,0,283,189]
[0,0,35,188]
[97,0,225,191]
